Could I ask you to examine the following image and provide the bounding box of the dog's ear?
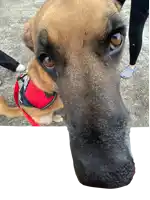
[38,29,49,47]
[35,29,58,71]
[23,19,35,52]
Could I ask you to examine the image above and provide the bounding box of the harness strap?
[14,76,40,126]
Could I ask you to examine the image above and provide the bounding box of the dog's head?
[25,0,135,188]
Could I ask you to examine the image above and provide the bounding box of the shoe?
[120,66,137,79]
[16,64,26,72]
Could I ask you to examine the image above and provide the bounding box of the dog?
[0,58,64,125]
[3,0,135,188]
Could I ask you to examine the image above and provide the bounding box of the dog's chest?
[18,75,57,109]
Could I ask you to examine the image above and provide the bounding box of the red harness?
[14,74,57,126]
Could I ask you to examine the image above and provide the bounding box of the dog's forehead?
[37,0,118,45]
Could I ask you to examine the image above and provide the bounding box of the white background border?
[0,127,150,200]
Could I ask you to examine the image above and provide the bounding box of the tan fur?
[27,58,55,93]
[0,0,118,125]
[23,0,118,51]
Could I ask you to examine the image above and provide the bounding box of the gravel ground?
[0,0,149,126]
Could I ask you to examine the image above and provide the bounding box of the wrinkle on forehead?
[36,0,118,47]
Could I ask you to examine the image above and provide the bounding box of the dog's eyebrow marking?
[36,29,60,62]
[95,13,125,42]
[108,14,126,35]
[38,43,60,64]
[47,43,59,61]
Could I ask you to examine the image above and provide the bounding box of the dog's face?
[35,0,126,121]
[27,0,135,188]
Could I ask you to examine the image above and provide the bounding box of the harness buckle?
[17,73,27,81]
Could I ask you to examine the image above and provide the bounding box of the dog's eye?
[38,53,55,69]
[43,56,54,68]
[109,33,123,52]
[96,32,124,57]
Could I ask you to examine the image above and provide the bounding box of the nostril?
[84,92,90,100]
[71,120,77,129]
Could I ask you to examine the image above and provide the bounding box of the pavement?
[0,0,149,126]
